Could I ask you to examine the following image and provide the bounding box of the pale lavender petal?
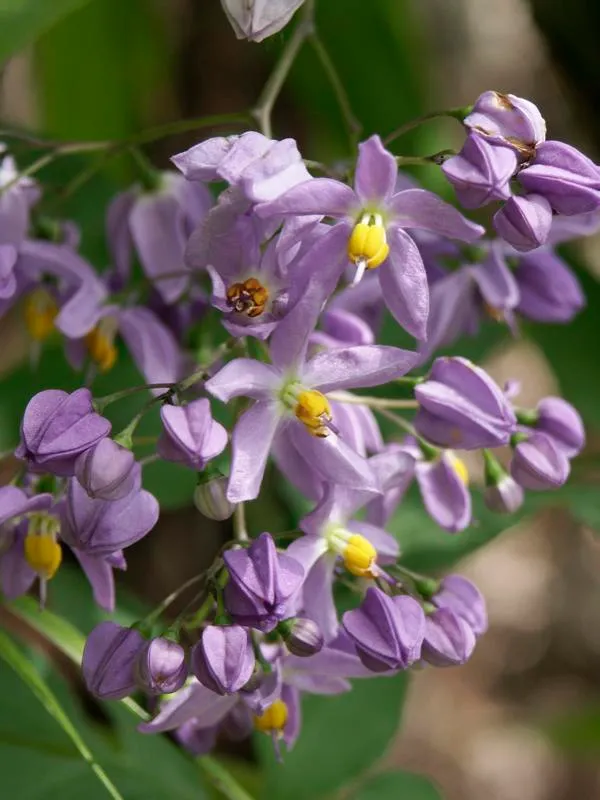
[271,425,325,502]
[71,549,115,612]
[256,178,357,219]
[299,553,339,643]
[205,358,281,402]
[119,306,185,392]
[379,228,429,340]
[292,426,379,492]
[138,682,236,734]
[472,242,520,310]
[354,135,397,204]
[388,188,485,241]
[416,457,471,533]
[227,401,281,503]
[303,344,418,392]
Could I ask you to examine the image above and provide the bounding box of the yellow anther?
[295,389,332,437]
[448,453,469,486]
[254,700,288,735]
[24,289,58,342]
[348,220,389,270]
[85,325,118,373]
[24,534,62,580]
[343,534,377,578]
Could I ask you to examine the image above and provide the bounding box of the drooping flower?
[74,438,137,501]
[256,135,484,339]
[82,621,146,700]
[464,91,546,157]
[15,388,111,477]
[421,607,476,667]
[525,397,585,458]
[442,133,518,209]
[431,574,488,636]
[223,533,305,631]
[157,398,228,471]
[220,0,306,42]
[414,448,472,533]
[493,193,553,252]
[510,432,570,490]
[135,638,188,695]
[191,625,255,695]
[414,357,516,449]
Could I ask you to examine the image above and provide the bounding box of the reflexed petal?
[388,188,485,241]
[298,553,339,643]
[205,358,281,402]
[415,457,471,533]
[379,228,429,340]
[71,549,115,612]
[227,401,281,503]
[303,344,418,392]
[138,682,236,734]
[119,306,185,393]
[256,178,357,219]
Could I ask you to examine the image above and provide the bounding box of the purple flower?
[220,0,305,41]
[158,399,228,471]
[287,449,412,641]
[442,134,517,209]
[415,357,516,449]
[519,141,600,215]
[256,134,484,339]
[514,250,585,323]
[342,587,426,673]
[82,621,146,700]
[107,173,212,302]
[205,262,418,502]
[493,193,553,252]
[191,625,255,695]
[74,438,137,501]
[533,397,585,458]
[415,451,472,533]
[136,638,188,695]
[432,574,488,636]
[422,608,476,667]
[484,474,524,514]
[464,91,546,155]
[223,533,304,631]
[510,431,570,491]
[60,472,159,556]
[15,389,111,477]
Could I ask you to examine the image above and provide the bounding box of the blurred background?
[2,1,600,799]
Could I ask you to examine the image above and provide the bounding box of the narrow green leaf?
[0,0,93,65]
[0,629,124,799]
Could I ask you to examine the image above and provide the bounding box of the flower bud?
[135,637,188,695]
[535,397,585,458]
[158,399,227,471]
[515,251,585,324]
[422,607,476,667]
[74,438,137,501]
[193,471,235,521]
[220,0,305,43]
[191,625,255,695]
[342,587,426,673]
[279,617,324,657]
[493,193,553,252]
[484,477,524,514]
[464,91,546,156]
[442,134,517,209]
[510,431,570,491]
[82,621,145,700]
[433,574,488,636]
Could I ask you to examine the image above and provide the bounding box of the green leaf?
[0,0,93,65]
[0,629,124,799]
[258,673,409,800]
[352,771,443,800]
[544,705,600,755]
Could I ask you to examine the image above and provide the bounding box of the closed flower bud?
[535,397,585,458]
[519,141,600,215]
[433,574,488,636]
[191,625,255,695]
[510,431,570,491]
[82,621,145,700]
[422,607,476,667]
[415,452,472,534]
[279,617,324,657]
[193,471,235,521]
[135,638,188,695]
[342,587,426,673]
[415,357,516,450]
[220,0,305,43]
[465,91,546,156]
[158,399,227,472]
[514,251,585,324]
[442,134,517,209]
[484,476,524,514]
[15,388,111,477]
[74,438,137,501]
[493,193,553,252]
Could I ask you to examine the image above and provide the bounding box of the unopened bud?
[194,471,235,521]
[82,622,145,700]
[279,617,324,657]
[135,637,188,695]
[483,448,524,514]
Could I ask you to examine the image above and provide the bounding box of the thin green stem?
[143,573,208,628]
[396,148,457,167]
[327,391,417,410]
[372,406,416,435]
[383,106,471,147]
[252,0,316,137]
[309,33,361,153]
[94,383,175,413]
[233,502,249,543]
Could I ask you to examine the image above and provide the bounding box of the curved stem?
[252,0,316,137]
[383,106,471,147]
[327,391,417,410]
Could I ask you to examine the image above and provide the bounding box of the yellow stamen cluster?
[86,323,118,373]
[342,534,378,578]
[24,514,62,580]
[295,389,332,437]
[24,289,58,342]
[254,700,288,735]
[226,277,269,318]
[348,215,389,271]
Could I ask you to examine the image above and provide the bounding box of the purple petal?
[138,681,236,734]
[388,189,485,241]
[303,344,418,392]
[205,358,281,402]
[71,549,115,612]
[106,189,135,287]
[354,135,397,204]
[256,178,357,219]
[416,456,472,533]
[119,306,185,392]
[299,553,339,643]
[227,401,281,503]
[379,228,430,340]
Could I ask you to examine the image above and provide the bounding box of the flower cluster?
[0,90,590,759]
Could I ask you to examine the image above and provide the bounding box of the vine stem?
[233,502,249,543]
[383,105,471,147]
[327,392,418,410]
[251,0,316,138]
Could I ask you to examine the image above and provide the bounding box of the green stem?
[327,391,418,410]
[94,383,175,413]
[198,756,256,800]
[309,33,361,153]
[383,106,472,147]
[251,0,316,137]
[233,502,249,543]
[142,573,208,630]
[372,406,416,434]
[396,148,457,166]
